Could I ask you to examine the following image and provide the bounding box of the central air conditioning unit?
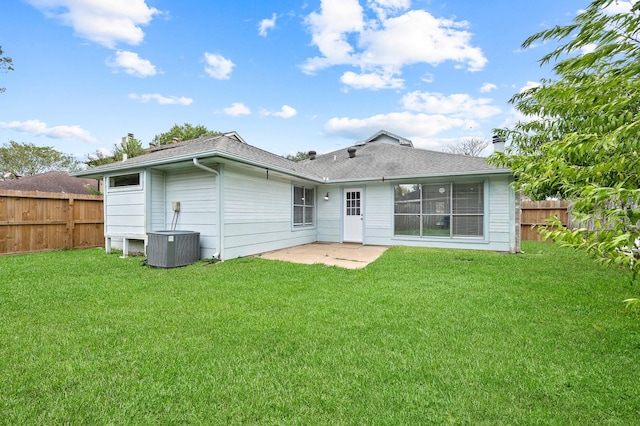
[147,230,200,268]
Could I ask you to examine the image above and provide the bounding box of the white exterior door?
[343,188,363,242]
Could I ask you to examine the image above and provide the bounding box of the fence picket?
[0,189,104,254]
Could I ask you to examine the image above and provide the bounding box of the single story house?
[73,130,519,260]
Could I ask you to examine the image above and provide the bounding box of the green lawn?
[1,242,639,424]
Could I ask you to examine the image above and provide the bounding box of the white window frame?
[292,184,315,228]
[393,181,485,239]
[107,172,143,192]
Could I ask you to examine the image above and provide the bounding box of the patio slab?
[256,242,390,269]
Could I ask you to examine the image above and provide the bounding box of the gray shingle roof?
[75,133,320,179]
[74,131,508,182]
[301,141,505,181]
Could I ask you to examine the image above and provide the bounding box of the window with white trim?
[293,185,315,227]
[108,173,141,189]
[394,182,484,238]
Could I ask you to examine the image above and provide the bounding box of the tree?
[1,45,14,94]
[84,134,147,167]
[443,137,489,156]
[489,0,640,286]
[84,149,116,168]
[113,134,146,161]
[0,141,82,177]
[151,123,219,146]
[284,151,310,162]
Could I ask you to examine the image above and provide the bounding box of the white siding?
[162,168,218,258]
[363,183,391,243]
[150,169,165,232]
[105,172,146,235]
[488,175,513,248]
[222,165,316,259]
[314,175,516,252]
[316,185,341,242]
[103,170,147,253]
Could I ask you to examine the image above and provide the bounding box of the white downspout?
[193,158,223,260]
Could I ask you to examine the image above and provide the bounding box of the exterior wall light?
[324,192,330,201]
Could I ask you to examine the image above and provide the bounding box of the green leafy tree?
[284,151,311,162]
[489,0,640,285]
[84,135,147,167]
[84,149,116,167]
[113,135,146,161]
[0,45,13,94]
[151,123,219,146]
[0,141,81,177]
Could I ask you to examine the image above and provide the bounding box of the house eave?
[73,151,326,183]
[321,168,511,184]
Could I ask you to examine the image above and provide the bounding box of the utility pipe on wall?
[193,158,223,260]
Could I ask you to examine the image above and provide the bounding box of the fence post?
[68,196,75,249]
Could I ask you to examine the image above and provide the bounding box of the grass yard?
[1,242,639,424]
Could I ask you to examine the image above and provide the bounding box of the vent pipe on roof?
[492,135,505,153]
[308,150,316,160]
[348,147,357,158]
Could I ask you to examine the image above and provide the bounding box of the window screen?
[393,182,484,238]
[293,185,314,227]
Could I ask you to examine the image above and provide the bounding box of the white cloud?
[602,0,633,15]
[258,13,277,37]
[578,43,598,54]
[499,107,541,130]
[129,93,193,105]
[401,91,501,120]
[368,0,411,20]
[0,119,96,143]
[203,52,235,79]
[421,73,435,83]
[303,0,365,72]
[223,102,251,116]
[340,71,403,90]
[520,80,541,93]
[303,1,487,90]
[325,111,467,141]
[27,0,160,48]
[324,89,502,147]
[107,50,157,77]
[262,105,297,118]
[480,82,497,93]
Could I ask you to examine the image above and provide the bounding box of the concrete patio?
[256,242,390,269]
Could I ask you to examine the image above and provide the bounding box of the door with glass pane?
[343,188,363,242]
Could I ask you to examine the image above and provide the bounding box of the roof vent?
[308,150,316,160]
[348,147,357,158]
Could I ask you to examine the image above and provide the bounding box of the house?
[0,171,100,194]
[73,130,519,259]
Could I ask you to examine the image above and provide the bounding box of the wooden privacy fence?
[520,200,570,242]
[0,189,104,255]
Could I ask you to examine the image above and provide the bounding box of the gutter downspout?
[193,158,223,260]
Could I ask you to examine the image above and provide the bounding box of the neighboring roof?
[74,130,509,183]
[0,171,99,194]
[358,129,413,147]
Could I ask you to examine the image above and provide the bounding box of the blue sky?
[1,0,592,161]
